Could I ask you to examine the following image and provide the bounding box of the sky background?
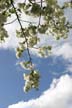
[0,0,72,108]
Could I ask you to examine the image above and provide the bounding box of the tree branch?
[10,0,33,68]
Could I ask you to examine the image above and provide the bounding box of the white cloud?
[8,74,72,108]
[66,64,72,73]
[53,43,72,59]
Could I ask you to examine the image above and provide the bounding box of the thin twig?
[20,19,36,24]
[4,18,17,25]
[4,18,36,26]
[32,46,41,49]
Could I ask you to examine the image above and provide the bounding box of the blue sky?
[0,48,72,108]
[0,50,58,108]
[0,0,72,108]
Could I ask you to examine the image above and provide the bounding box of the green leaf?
[16,45,25,58]
[28,25,37,35]
[9,8,15,14]
[28,36,40,47]
[0,26,8,42]
[30,3,41,16]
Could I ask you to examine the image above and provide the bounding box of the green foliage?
[0,0,11,10]
[28,25,37,35]
[38,24,48,34]
[38,46,52,57]
[28,36,40,47]
[24,70,40,92]
[16,44,25,58]
[0,0,72,92]
[46,0,57,5]
[30,3,41,16]
[63,2,72,8]
[0,25,8,42]
[9,8,15,14]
